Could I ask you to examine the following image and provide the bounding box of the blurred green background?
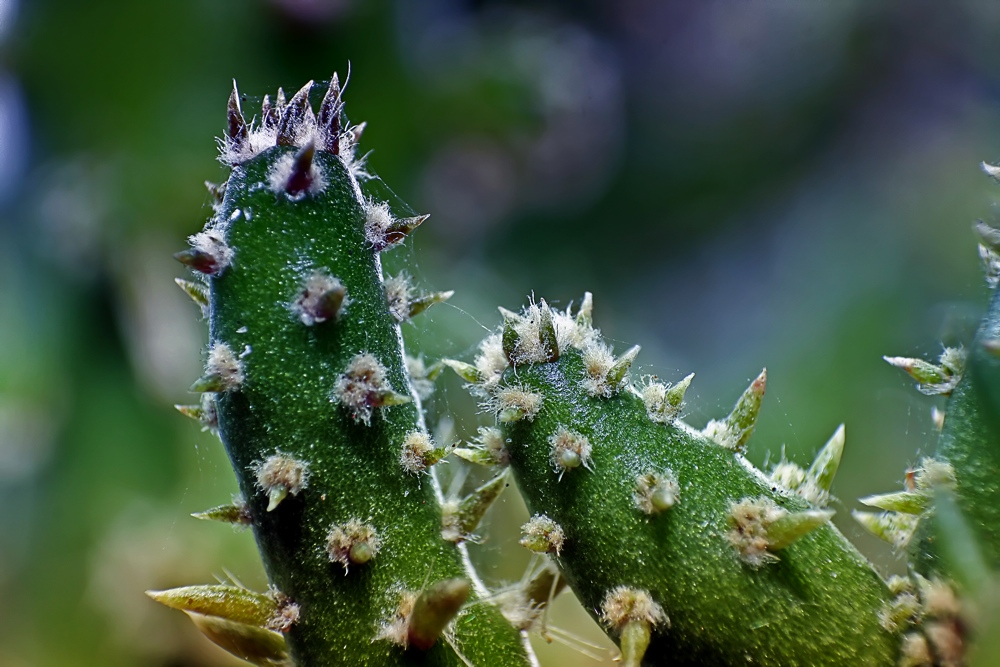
[4,1,1000,664]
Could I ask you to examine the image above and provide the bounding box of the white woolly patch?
[267,152,327,198]
[377,590,417,648]
[600,586,667,632]
[405,355,436,401]
[189,228,234,274]
[551,308,598,350]
[253,452,310,499]
[898,632,932,667]
[289,271,346,325]
[267,591,301,632]
[548,426,593,479]
[726,497,785,568]
[770,462,829,507]
[326,519,380,573]
[519,514,565,555]
[703,418,741,451]
[580,341,615,397]
[364,199,395,248]
[913,458,956,491]
[475,426,509,466]
[981,243,1000,289]
[399,431,440,474]
[474,333,508,393]
[206,342,245,391]
[491,385,543,422]
[339,126,371,181]
[633,470,680,514]
[384,273,412,322]
[331,353,402,425]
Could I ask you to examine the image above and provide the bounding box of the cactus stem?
[276,80,314,147]
[520,514,565,555]
[326,519,380,572]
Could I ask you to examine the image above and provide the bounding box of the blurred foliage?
[6,0,1000,664]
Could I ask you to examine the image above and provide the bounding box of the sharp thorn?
[191,373,226,393]
[378,214,429,251]
[262,94,280,131]
[227,80,249,148]
[442,470,509,542]
[806,424,845,492]
[285,141,316,196]
[767,509,834,550]
[576,292,593,327]
[852,510,919,549]
[319,73,343,153]
[174,249,220,275]
[276,80,314,146]
[858,491,930,515]
[174,278,209,308]
[407,579,471,650]
[442,359,484,384]
[192,501,252,526]
[408,290,454,320]
[267,486,289,512]
[538,300,559,362]
[606,345,641,390]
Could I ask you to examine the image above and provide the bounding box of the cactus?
[154,75,1000,666]
[454,210,1000,664]
[155,77,532,666]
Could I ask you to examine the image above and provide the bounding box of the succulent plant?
[154,75,1000,667]
[154,77,533,666]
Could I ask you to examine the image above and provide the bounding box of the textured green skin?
[929,285,1000,570]
[501,347,898,666]
[207,146,529,665]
